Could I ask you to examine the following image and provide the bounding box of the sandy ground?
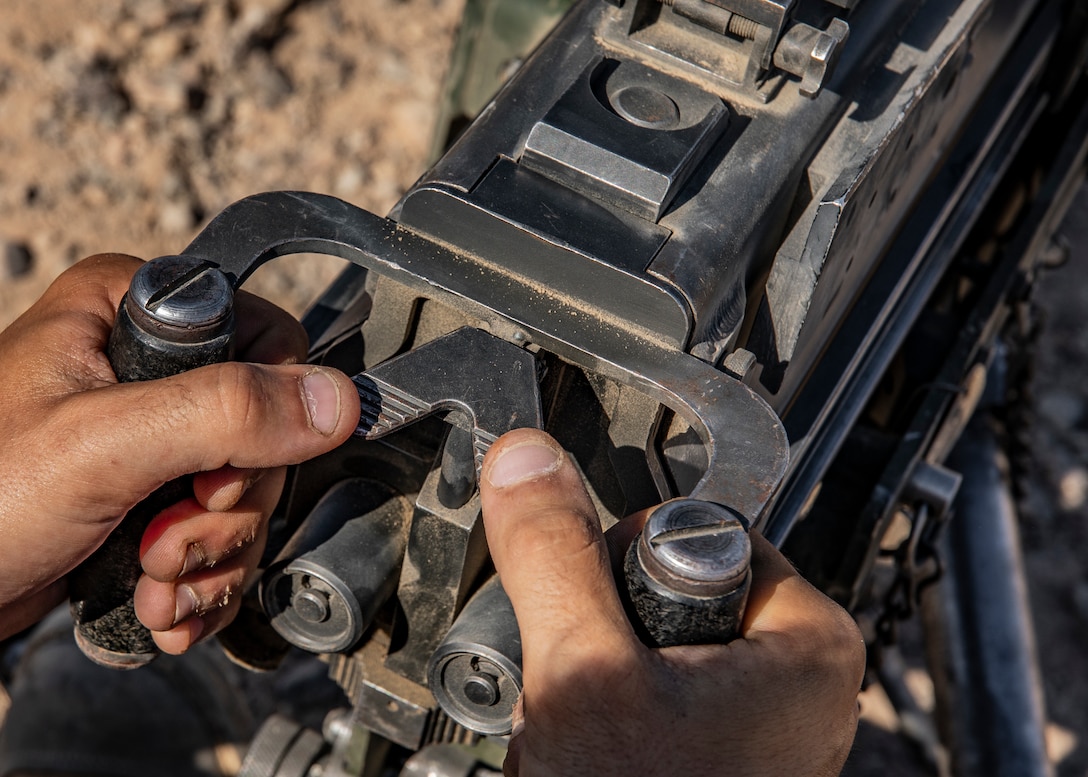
[0,0,463,323]
[0,1,1086,774]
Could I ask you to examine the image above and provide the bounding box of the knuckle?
[211,362,273,435]
[502,505,602,567]
[821,606,867,690]
[767,611,863,703]
[769,583,866,695]
[192,569,246,616]
[58,254,134,287]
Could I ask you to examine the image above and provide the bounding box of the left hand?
[0,255,360,652]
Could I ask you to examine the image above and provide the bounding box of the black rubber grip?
[622,499,751,648]
[68,257,235,668]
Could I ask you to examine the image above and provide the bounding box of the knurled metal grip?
[352,326,544,476]
[623,499,751,648]
[69,256,235,668]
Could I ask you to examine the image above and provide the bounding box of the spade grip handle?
[68,256,235,668]
[623,499,751,648]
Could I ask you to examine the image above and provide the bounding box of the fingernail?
[486,441,563,488]
[301,368,342,436]
[187,616,206,644]
[174,584,200,625]
[180,543,205,577]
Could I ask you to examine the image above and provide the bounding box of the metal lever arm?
[353,326,544,473]
[72,191,788,678]
[176,191,788,522]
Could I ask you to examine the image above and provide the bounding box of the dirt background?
[0,1,1085,774]
[0,0,464,323]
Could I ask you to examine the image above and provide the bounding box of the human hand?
[479,428,865,777]
[0,255,360,652]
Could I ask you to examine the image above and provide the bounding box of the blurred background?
[0,1,1085,774]
[0,0,463,325]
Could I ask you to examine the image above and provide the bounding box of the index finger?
[234,290,309,366]
[741,533,866,671]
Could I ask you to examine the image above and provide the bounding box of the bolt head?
[128,255,234,335]
[292,588,331,624]
[642,499,750,590]
[611,85,681,130]
[463,672,501,707]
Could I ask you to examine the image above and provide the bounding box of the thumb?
[60,362,360,510]
[479,429,636,665]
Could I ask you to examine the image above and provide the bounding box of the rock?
[127,0,170,31]
[2,240,34,279]
[244,52,293,108]
[122,66,189,115]
[334,164,365,197]
[141,30,186,68]
[235,0,294,15]
[71,58,132,126]
[158,199,197,234]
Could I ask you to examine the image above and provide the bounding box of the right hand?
[479,428,865,777]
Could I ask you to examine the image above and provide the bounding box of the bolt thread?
[728,14,759,39]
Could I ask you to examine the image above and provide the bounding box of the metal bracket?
[179,191,789,527]
[353,326,544,476]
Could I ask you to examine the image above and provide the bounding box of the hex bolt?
[772,18,850,98]
[293,588,332,624]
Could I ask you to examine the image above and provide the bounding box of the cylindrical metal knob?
[261,479,410,654]
[69,255,236,668]
[623,498,751,648]
[427,576,523,736]
[108,256,235,382]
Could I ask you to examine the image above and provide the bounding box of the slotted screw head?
[127,255,233,340]
[641,499,751,593]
